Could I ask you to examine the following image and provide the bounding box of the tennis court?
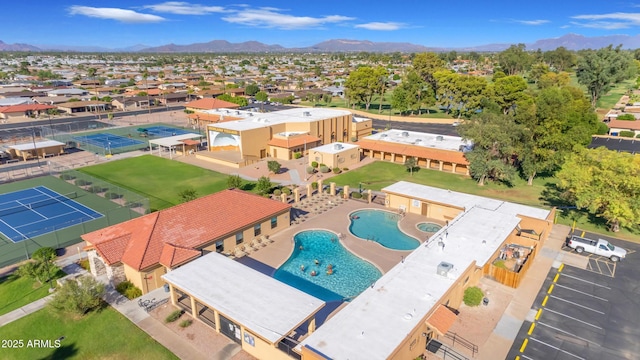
[73,133,145,149]
[143,126,194,137]
[0,186,103,242]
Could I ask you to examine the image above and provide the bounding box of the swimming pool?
[417,222,443,233]
[273,230,382,302]
[349,209,420,250]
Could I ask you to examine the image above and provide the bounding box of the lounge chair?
[261,235,273,244]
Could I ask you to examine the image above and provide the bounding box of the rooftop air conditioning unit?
[380,134,388,138]
[415,139,422,143]
[436,135,444,141]
[303,111,311,117]
[436,262,454,277]
[334,144,343,150]
[401,131,409,137]
[248,113,253,116]
[236,111,240,115]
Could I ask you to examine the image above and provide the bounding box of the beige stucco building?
[309,142,360,169]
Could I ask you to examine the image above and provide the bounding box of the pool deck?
[248,197,442,275]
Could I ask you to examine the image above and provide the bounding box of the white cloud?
[513,19,549,25]
[355,22,404,31]
[571,12,640,29]
[222,8,354,29]
[69,6,165,23]
[143,2,226,15]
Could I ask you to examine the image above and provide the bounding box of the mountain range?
[2,34,640,53]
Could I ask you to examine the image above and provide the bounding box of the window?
[271,216,278,229]
[254,224,261,236]
[236,232,243,245]
[215,240,224,253]
[464,276,469,285]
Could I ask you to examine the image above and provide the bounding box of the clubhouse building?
[196,108,372,167]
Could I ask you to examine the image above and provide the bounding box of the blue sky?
[4,1,640,48]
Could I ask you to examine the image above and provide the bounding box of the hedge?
[351,192,363,199]
[619,130,635,138]
[282,187,292,195]
[165,310,183,323]
[104,192,123,199]
[616,114,636,121]
[273,189,282,196]
[115,281,143,300]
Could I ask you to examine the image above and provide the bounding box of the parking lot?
[507,233,640,359]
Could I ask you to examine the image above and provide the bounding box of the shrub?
[75,179,92,186]
[311,182,318,189]
[282,187,291,195]
[104,192,122,199]
[179,319,193,328]
[343,167,349,171]
[616,113,635,120]
[165,309,183,323]
[115,281,142,300]
[332,167,342,174]
[636,134,640,138]
[293,152,302,159]
[619,130,635,138]
[595,122,609,135]
[87,185,105,193]
[493,260,507,269]
[319,163,326,168]
[306,166,315,174]
[463,286,484,307]
[273,189,282,196]
[60,173,76,180]
[319,165,330,173]
[311,161,318,168]
[49,276,105,316]
[125,201,143,208]
[351,192,362,199]
[351,137,358,142]
[77,259,90,271]
[267,160,282,174]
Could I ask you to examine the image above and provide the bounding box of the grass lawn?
[331,161,640,241]
[79,155,234,210]
[0,270,65,316]
[596,78,635,111]
[0,307,177,360]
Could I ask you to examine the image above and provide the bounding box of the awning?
[426,304,458,336]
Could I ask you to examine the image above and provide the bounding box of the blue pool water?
[274,230,382,302]
[417,222,443,233]
[349,209,420,250]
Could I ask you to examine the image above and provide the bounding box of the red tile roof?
[268,135,321,149]
[608,119,640,131]
[426,304,458,335]
[0,104,55,113]
[186,98,240,110]
[358,139,469,165]
[82,189,290,271]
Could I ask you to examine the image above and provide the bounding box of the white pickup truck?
[566,235,627,262]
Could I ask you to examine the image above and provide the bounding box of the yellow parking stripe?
[548,284,554,294]
[535,308,543,320]
[553,273,560,283]
[520,338,528,352]
[528,322,536,335]
[558,263,564,272]
[542,295,549,307]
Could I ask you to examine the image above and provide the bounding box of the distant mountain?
[4,33,640,53]
[140,40,286,53]
[0,40,40,52]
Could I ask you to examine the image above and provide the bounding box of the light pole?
[31,127,41,168]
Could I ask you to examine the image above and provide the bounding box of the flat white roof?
[364,129,470,152]
[9,140,65,151]
[352,116,370,123]
[162,252,324,344]
[382,181,550,220]
[300,206,522,359]
[204,108,351,132]
[311,142,358,154]
[148,133,201,148]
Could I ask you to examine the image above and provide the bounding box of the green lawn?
[0,271,64,316]
[596,78,635,110]
[79,155,233,210]
[331,162,640,241]
[0,307,177,360]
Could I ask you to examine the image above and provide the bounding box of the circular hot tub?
[416,222,443,233]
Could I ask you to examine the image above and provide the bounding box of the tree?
[177,187,198,203]
[528,63,549,84]
[49,276,105,316]
[577,45,636,107]
[267,160,281,174]
[256,176,272,195]
[344,66,382,110]
[404,157,418,176]
[412,52,446,92]
[434,71,488,119]
[497,44,533,75]
[245,84,260,96]
[490,75,528,115]
[557,147,640,232]
[17,247,59,287]
[543,47,576,72]
[227,174,242,189]
[537,72,570,89]
[255,91,268,102]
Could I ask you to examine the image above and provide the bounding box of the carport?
[148,133,201,159]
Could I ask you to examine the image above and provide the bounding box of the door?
[260,149,266,158]
[219,315,242,344]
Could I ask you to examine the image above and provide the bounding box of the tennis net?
[0,192,78,217]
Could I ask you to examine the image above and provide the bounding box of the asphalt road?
[507,231,640,360]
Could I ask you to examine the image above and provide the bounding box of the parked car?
[566,235,627,262]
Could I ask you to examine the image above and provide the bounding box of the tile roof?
[608,119,640,131]
[82,189,290,271]
[0,104,55,113]
[358,139,469,165]
[186,98,240,110]
[426,304,458,336]
[268,135,321,148]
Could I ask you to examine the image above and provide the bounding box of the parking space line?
[528,323,536,335]
[519,355,535,360]
[537,321,596,345]
[519,338,528,352]
[544,308,602,329]
[554,284,608,302]
[560,273,611,289]
[528,337,586,360]
[549,295,605,314]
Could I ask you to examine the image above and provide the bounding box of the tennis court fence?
[41,125,148,156]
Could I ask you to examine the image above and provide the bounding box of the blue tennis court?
[73,133,145,149]
[0,186,103,242]
[144,126,193,137]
